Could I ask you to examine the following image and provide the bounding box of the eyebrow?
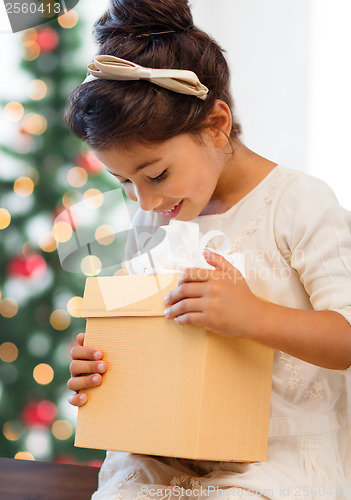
[108,158,163,178]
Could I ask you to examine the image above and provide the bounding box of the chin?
[175,211,199,222]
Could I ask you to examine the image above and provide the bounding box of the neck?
[202,141,277,215]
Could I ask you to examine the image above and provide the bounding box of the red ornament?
[36,28,59,52]
[21,400,57,427]
[74,152,103,176]
[7,255,47,278]
[37,400,57,425]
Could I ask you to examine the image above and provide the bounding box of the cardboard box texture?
[75,273,274,462]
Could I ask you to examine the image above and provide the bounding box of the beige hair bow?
[83,55,209,100]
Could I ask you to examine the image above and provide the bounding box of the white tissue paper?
[98,220,245,311]
[125,220,245,276]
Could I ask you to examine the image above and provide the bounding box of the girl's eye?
[150,169,168,183]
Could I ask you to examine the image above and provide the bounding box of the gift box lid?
[80,273,181,317]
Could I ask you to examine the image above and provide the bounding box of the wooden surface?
[0,457,99,500]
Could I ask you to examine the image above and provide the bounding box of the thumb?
[203,249,235,273]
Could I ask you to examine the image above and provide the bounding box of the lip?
[155,200,184,218]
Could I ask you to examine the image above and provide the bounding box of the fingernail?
[164,308,171,318]
[98,362,105,372]
[94,350,102,360]
[164,294,170,304]
[79,393,87,401]
[92,375,100,384]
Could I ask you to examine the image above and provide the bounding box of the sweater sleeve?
[274,173,351,374]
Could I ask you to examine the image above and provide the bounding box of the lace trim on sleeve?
[231,173,289,252]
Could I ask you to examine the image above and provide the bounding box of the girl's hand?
[67,332,107,407]
[164,249,263,338]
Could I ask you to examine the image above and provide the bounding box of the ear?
[206,99,233,148]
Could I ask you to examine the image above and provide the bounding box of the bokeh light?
[22,113,47,135]
[67,167,88,188]
[23,41,41,61]
[0,208,11,230]
[52,420,73,440]
[37,400,57,423]
[26,429,51,459]
[39,232,58,252]
[27,80,48,101]
[23,28,38,42]
[33,363,54,385]
[25,167,40,185]
[4,102,24,122]
[14,177,34,197]
[0,364,18,384]
[81,255,102,276]
[50,309,71,330]
[37,25,59,45]
[83,189,104,209]
[27,333,52,357]
[0,342,18,363]
[95,224,115,245]
[52,221,73,243]
[0,298,19,318]
[3,421,23,442]
[62,190,81,209]
[67,296,83,318]
[58,10,79,29]
[14,451,35,461]
[14,133,34,154]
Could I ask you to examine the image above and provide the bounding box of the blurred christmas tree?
[0,9,125,464]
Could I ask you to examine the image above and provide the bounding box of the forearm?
[250,301,351,370]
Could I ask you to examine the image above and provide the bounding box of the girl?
[66,1,351,498]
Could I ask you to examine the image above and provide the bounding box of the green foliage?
[0,13,120,464]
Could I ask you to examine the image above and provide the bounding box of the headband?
[83,55,209,101]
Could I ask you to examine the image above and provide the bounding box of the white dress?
[91,165,351,500]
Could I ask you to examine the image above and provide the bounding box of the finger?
[164,282,205,306]
[71,345,103,361]
[77,332,85,346]
[178,267,212,285]
[69,359,106,377]
[67,373,103,392]
[164,298,204,320]
[173,312,206,327]
[68,392,88,407]
[203,249,236,274]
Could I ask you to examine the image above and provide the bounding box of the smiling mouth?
[155,200,183,217]
[162,202,181,214]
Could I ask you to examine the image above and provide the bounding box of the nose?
[132,184,163,212]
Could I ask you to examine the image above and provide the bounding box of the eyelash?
[119,169,168,185]
[150,169,168,183]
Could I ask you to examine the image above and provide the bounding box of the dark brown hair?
[65,0,241,150]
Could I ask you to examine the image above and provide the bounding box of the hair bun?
[94,0,194,43]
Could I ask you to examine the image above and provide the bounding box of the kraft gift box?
[75,273,274,462]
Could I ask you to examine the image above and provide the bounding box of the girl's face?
[95,133,228,221]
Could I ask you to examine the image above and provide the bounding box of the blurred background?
[0,0,350,465]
